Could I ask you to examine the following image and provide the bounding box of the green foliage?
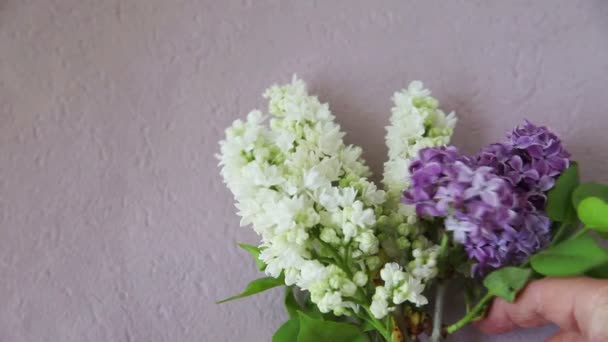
[448,245,472,276]
[361,320,376,332]
[531,234,608,276]
[237,243,266,271]
[302,295,332,320]
[587,264,608,279]
[217,277,283,303]
[296,311,369,342]
[273,318,300,342]
[572,182,608,232]
[572,182,608,208]
[546,162,579,224]
[577,197,608,232]
[284,287,299,319]
[483,267,532,302]
[462,279,483,313]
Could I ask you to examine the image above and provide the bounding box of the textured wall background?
[1,1,607,341]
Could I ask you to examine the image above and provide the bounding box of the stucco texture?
[1,0,607,341]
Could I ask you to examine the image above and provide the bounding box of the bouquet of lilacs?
[217,77,608,342]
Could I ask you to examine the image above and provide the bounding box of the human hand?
[476,277,608,342]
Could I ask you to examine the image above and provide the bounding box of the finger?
[476,277,608,341]
[475,297,547,334]
[547,330,584,342]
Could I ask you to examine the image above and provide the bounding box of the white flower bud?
[397,223,410,235]
[353,271,368,287]
[320,227,339,244]
[341,280,357,297]
[412,248,423,258]
[356,232,379,254]
[366,256,381,271]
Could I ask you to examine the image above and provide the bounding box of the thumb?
[475,277,608,342]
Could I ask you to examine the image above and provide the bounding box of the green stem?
[446,292,493,334]
[551,222,570,244]
[439,233,449,256]
[345,243,352,265]
[317,239,352,276]
[354,289,368,304]
[361,306,392,341]
[464,291,472,313]
[571,226,590,240]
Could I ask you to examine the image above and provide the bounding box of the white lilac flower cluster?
[219,77,457,319]
[219,77,385,316]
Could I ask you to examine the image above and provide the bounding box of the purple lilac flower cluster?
[403,121,570,275]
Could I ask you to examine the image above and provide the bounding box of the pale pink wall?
[1,1,607,341]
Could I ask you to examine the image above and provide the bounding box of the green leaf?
[284,287,299,319]
[549,221,577,245]
[577,197,608,232]
[546,162,579,223]
[273,318,300,342]
[217,277,283,303]
[483,267,532,302]
[572,182,608,208]
[302,295,328,320]
[297,312,369,342]
[587,263,608,279]
[448,245,472,276]
[361,320,376,332]
[238,243,265,271]
[531,234,608,276]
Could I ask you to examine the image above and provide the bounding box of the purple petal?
[508,155,524,171]
[480,190,500,207]
[538,176,556,192]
